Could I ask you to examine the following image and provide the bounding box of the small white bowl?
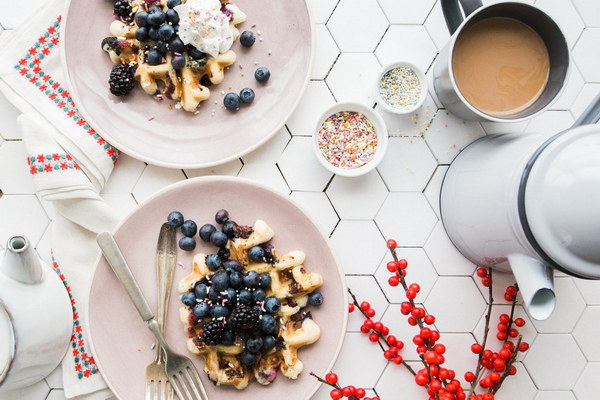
[375,61,428,115]
[313,102,388,177]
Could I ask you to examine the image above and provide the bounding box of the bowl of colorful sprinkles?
[375,61,427,114]
[314,102,388,177]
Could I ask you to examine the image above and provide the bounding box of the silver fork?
[97,232,208,400]
[146,223,177,400]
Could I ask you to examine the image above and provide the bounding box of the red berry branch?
[312,239,531,400]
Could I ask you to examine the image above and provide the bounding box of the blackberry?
[101,36,121,55]
[114,0,133,22]
[229,304,260,332]
[108,64,136,96]
[201,320,225,345]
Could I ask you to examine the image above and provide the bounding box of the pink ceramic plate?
[61,0,312,168]
[88,177,347,400]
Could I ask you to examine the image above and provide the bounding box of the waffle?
[178,220,323,389]
[102,0,247,112]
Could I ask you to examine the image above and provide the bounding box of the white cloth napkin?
[0,0,119,398]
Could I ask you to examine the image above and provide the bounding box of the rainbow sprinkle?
[318,111,378,170]
[379,66,422,110]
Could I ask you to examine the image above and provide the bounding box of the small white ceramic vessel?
[375,61,427,115]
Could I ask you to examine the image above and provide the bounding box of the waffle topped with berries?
[102,0,246,112]
[176,213,324,390]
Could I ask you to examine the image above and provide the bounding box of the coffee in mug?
[452,17,550,117]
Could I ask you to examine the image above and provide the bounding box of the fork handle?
[97,232,154,322]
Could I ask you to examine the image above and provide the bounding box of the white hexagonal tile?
[530,277,586,333]
[44,365,63,389]
[525,110,575,134]
[573,28,600,83]
[569,83,600,121]
[550,65,584,111]
[375,247,438,304]
[184,158,243,178]
[376,362,427,398]
[101,155,146,194]
[375,95,437,138]
[380,304,424,361]
[286,81,336,136]
[312,25,340,80]
[424,277,487,332]
[572,0,600,27]
[330,220,387,275]
[0,195,49,246]
[424,166,447,219]
[494,362,537,400]
[0,141,36,194]
[375,25,438,73]
[472,268,523,306]
[327,0,389,52]
[35,224,53,267]
[574,363,600,400]
[536,0,585,48]
[46,389,67,400]
[376,0,436,24]
[131,165,186,204]
[241,126,290,164]
[375,192,438,247]
[326,53,382,105]
[424,1,451,51]
[573,278,600,305]
[376,137,437,192]
[0,90,22,140]
[278,137,333,191]
[306,0,339,24]
[572,306,600,362]
[424,222,476,276]
[0,378,49,400]
[289,191,339,237]
[534,391,576,400]
[424,110,486,164]
[437,333,478,387]
[237,162,290,195]
[346,275,389,332]
[326,171,388,220]
[102,193,138,220]
[524,334,586,390]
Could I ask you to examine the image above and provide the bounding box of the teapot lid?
[524,124,600,279]
[0,302,15,385]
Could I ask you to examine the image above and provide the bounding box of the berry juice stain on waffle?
[102,0,270,113]
[168,209,324,389]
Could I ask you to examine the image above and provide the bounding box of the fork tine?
[176,372,194,400]
[184,367,202,399]
[146,379,153,400]
[169,374,186,400]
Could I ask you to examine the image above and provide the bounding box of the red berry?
[417,345,427,354]
[430,379,442,391]
[360,302,371,311]
[342,386,355,397]
[431,330,441,341]
[387,335,397,346]
[325,373,338,384]
[330,389,342,400]
[407,317,417,326]
[420,327,432,339]
[493,358,506,371]
[490,372,501,383]
[356,388,366,399]
[387,239,397,249]
[496,332,507,341]
[483,393,494,400]
[424,351,438,364]
[480,376,492,388]
[519,342,529,352]
[365,308,376,318]
[348,303,355,313]
[503,341,515,352]
[498,348,512,360]
[497,323,508,332]
[400,269,407,277]
[364,319,374,329]
[424,315,436,325]
[413,335,425,346]
[415,374,429,386]
[464,371,475,382]
[447,370,456,380]
[406,290,417,300]
[381,326,390,336]
[369,333,379,342]
[398,259,408,269]
[409,283,421,293]
[400,302,412,315]
[384,350,393,360]
[434,344,446,354]
[387,261,398,272]
[439,368,449,380]
[446,383,458,393]
[509,328,519,338]
[514,318,525,327]
[374,322,383,332]
[481,277,492,287]
[411,307,425,318]
[506,285,517,296]
[388,276,400,287]
[393,355,403,364]
[476,267,488,278]
[483,349,493,360]
[499,314,510,324]
[360,325,370,334]
[504,293,515,302]
[509,365,517,375]
[389,346,398,356]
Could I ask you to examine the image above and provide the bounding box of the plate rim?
[60,0,315,169]
[86,175,348,400]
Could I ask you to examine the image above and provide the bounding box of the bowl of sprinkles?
[376,61,427,114]
[314,102,388,177]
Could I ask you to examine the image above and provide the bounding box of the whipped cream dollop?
[175,0,233,59]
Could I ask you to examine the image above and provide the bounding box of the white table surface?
[1,0,600,399]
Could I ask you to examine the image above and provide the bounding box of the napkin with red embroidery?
[0,0,119,398]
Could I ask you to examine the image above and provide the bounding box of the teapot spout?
[1,236,43,285]
[508,253,556,320]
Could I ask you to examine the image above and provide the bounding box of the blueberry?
[168,36,185,53]
[255,67,271,83]
[148,10,166,27]
[211,304,230,318]
[238,330,250,341]
[252,289,266,302]
[149,5,162,13]
[171,55,186,70]
[221,330,235,345]
[208,287,220,301]
[246,336,263,353]
[158,23,175,41]
[240,350,257,366]
[178,236,196,251]
[167,0,181,8]
[181,291,196,307]
[217,247,230,260]
[224,260,243,274]
[239,88,255,104]
[166,9,180,24]
[135,27,149,41]
[262,335,276,350]
[210,231,228,247]
[206,253,222,271]
[147,48,162,66]
[194,283,208,299]
[199,224,217,242]
[308,292,324,306]
[188,47,206,60]
[193,302,211,318]
[264,297,281,314]
[181,220,198,237]
[248,246,265,263]
[215,209,229,224]
[259,273,271,289]
[224,93,241,111]
[156,40,168,55]
[229,271,244,289]
[222,220,237,238]
[259,314,277,334]
[167,211,184,227]
[238,289,252,304]
[211,271,230,292]
[239,31,255,47]
[226,288,237,304]
[135,11,149,27]
[243,271,260,289]
[148,27,160,41]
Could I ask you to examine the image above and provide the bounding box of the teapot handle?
[573,92,600,127]
[441,0,483,35]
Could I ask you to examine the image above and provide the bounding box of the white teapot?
[0,236,72,391]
